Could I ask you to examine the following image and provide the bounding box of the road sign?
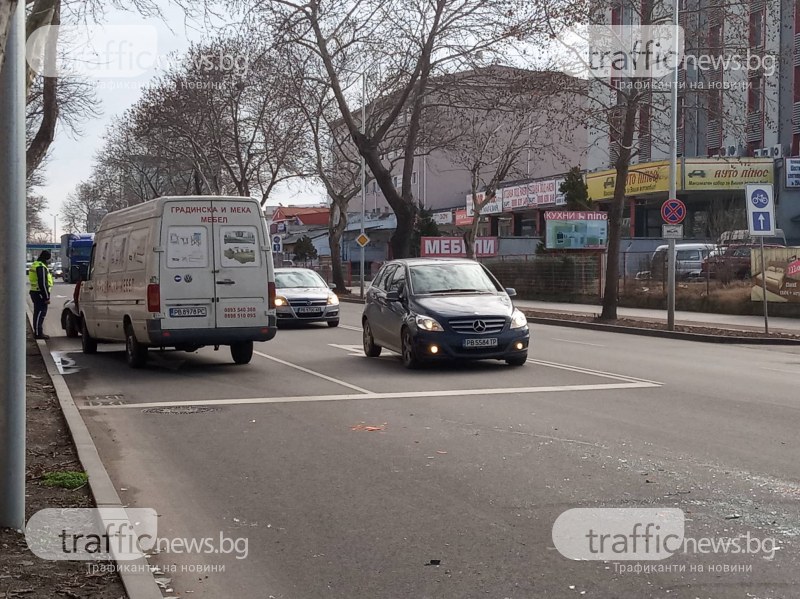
[271,234,282,253]
[356,233,370,248]
[661,199,686,225]
[745,184,776,236]
[662,224,683,239]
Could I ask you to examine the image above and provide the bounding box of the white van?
[651,243,716,279]
[79,196,277,367]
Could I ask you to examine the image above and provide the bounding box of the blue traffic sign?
[272,243,282,252]
[752,211,772,232]
[750,189,770,208]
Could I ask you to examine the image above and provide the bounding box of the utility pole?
[359,71,366,299]
[0,2,28,530]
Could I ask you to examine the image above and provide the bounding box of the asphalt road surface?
[40,282,800,598]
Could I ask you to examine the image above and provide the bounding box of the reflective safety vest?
[28,261,53,292]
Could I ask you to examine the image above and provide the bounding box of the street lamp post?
[666,0,680,331]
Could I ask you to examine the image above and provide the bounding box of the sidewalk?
[514,299,800,334]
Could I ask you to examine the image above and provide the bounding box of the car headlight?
[327,293,339,306]
[274,296,288,307]
[415,314,444,332]
[510,309,528,329]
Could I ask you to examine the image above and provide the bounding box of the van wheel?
[124,324,148,368]
[362,320,381,357]
[230,341,253,365]
[81,318,97,354]
[65,312,80,338]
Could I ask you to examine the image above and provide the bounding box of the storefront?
[586,158,776,240]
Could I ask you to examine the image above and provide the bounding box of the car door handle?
[216,279,236,285]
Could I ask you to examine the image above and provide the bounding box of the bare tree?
[246,0,554,258]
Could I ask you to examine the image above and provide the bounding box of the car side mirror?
[505,287,517,297]
[386,290,400,302]
[329,283,337,289]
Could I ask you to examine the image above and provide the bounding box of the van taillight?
[268,281,276,309]
[147,284,161,312]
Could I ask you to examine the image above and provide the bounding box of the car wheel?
[506,353,528,367]
[362,320,382,357]
[230,341,254,365]
[125,324,148,369]
[328,319,340,328]
[81,317,97,354]
[65,312,80,338]
[401,327,421,369]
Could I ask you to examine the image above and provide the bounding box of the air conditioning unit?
[718,147,728,157]
[753,148,767,157]
[771,144,785,158]
[728,145,739,157]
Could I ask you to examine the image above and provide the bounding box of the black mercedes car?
[362,258,529,368]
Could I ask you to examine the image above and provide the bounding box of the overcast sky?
[38,4,322,236]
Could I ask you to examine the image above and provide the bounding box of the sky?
[37,4,323,237]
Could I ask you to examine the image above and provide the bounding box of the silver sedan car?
[274,268,340,327]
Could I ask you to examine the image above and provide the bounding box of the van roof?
[654,243,715,251]
[97,196,263,231]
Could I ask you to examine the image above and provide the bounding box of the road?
[40,282,800,598]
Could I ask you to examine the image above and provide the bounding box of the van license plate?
[169,307,207,318]
[464,338,498,348]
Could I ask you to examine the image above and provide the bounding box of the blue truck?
[60,233,94,283]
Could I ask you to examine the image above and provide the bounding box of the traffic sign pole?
[759,236,769,336]
[661,200,685,331]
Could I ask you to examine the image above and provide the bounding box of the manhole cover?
[142,406,218,415]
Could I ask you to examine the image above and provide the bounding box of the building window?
[411,171,418,185]
[748,74,764,113]
[749,10,765,48]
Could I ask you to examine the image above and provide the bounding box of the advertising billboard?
[586,161,674,201]
[683,158,773,190]
[751,247,800,303]
[544,211,608,250]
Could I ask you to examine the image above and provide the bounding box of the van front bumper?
[146,316,277,347]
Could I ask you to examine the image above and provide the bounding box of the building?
[585,0,800,244]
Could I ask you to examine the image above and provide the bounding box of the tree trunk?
[329,201,350,293]
[600,103,639,321]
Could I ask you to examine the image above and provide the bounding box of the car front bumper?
[410,326,530,360]
[276,305,340,324]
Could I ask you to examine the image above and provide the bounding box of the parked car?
[274,268,339,327]
[362,258,530,369]
[651,243,715,280]
[702,243,785,279]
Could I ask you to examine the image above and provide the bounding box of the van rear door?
[161,200,217,331]
[210,199,270,329]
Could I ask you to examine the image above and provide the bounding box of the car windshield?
[409,263,499,294]
[275,270,326,289]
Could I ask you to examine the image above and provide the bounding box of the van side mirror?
[386,290,400,302]
[505,287,517,297]
[329,283,337,289]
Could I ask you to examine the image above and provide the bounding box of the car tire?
[401,327,421,369]
[506,353,528,367]
[81,317,97,354]
[362,320,382,357]
[65,312,80,338]
[125,324,148,369]
[231,341,254,365]
[328,319,340,328]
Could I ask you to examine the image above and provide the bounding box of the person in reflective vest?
[29,250,54,340]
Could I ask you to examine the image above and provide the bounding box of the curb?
[525,314,800,345]
[27,311,164,599]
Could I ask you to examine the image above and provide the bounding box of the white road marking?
[253,351,374,394]
[81,381,660,410]
[527,359,662,385]
[552,338,606,348]
[328,343,364,356]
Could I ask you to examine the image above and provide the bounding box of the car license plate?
[463,338,498,348]
[169,307,207,318]
[295,306,322,314]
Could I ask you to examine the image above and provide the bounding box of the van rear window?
[167,227,209,268]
